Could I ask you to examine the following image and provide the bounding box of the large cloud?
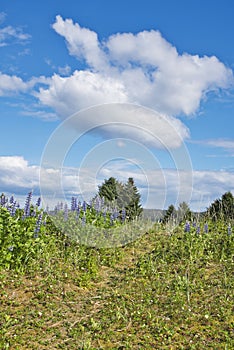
[36,15,233,118]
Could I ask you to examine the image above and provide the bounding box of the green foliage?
[124,177,143,220]
[98,176,143,221]
[98,176,118,202]
[0,206,57,271]
[162,204,176,224]
[207,191,234,221]
[162,202,192,225]
[177,201,192,222]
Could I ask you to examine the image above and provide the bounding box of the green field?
[1,205,233,349]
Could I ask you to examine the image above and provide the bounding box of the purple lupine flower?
[184,221,190,233]
[34,213,43,233]
[9,195,14,204]
[192,221,196,228]
[110,214,114,226]
[10,201,17,217]
[36,197,41,207]
[64,204,68,221]
[113,208,119,220]
[103,209,107,222]
[228,224,232,236]
[95,196,101,213]
[24,191,33,217]
[101,196,105,208]
[71,197,77,211]
[1,194,7,207]
[82,201,87,212]
[196,225,200,234]
[204,223,208,234]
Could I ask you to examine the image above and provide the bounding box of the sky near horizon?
[0,0,234,211]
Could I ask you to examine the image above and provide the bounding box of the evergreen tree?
[207,191,234,221]
[97,176,143,221]
[98,177,118,202]
[124,177,143,220]
[177,201,191,223]
[221,191,234,219]
[162,204,176,224]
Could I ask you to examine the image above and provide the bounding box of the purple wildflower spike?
[184,221,190,233]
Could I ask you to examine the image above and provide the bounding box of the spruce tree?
[98,177,118,202]
[207,191,234,221]
[97,176,143,221]
[162,204,176,224]
[124,177,143,220]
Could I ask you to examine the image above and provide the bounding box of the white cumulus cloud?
[36,15,233,118]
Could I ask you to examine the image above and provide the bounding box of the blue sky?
[0,0,234,211]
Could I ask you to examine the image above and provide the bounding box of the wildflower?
[8,246,14,252]
[71,197,77,211]
[122,208,126,223]
[204,223,208,234]
[82,201,87,212]
[1,193,7,207]
[9,195,14,204]
[34,213,43,233]
[196,225,200,234]
[9,201,17,217]
[95,196,101,213]
[24,191,33,217]
[36,197,41,207]
[113,208,119,220]
[103,209,107,222]
[184,221,190,233]
[110,214,114,226]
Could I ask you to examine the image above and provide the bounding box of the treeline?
[162,191,234,224]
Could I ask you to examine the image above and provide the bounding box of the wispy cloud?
[58,65,71,76]
[0,12,6,25]
[0,16,30,47]
[192,138,234,157]
[205,139,234,149]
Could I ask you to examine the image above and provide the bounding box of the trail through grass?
[0,223,233,349]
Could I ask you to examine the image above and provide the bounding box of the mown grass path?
[1,225,233,349]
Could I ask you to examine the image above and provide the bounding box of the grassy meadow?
[0,194,233,349]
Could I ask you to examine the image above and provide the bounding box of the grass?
[0,221,233,349]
